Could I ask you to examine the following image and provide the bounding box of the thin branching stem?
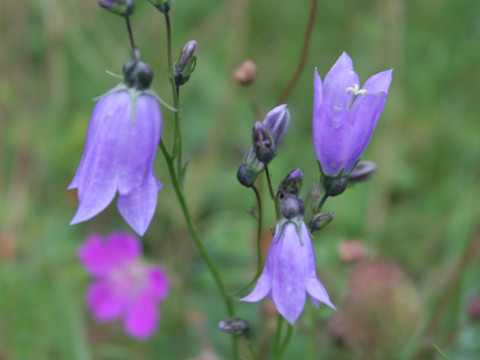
[125,16,136,54]
[276,0,318,105]
[163,12,182,176]
[231,184,263,297]
[264,165,276,201]
[159,140,239,359]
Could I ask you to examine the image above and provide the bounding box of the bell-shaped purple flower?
[313,52,392,176]
[241,221,335,324]
[78,232,169,339]
[69,84,162,236]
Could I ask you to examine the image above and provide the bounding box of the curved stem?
[277,324,293,359]
[264,165,276,201]
[231,184,263,297]
[314,193,328,214]
[276,0,318,105]
[163,12,182,175]
[125,16,136,54]
[160,140,234,317]
[272,314,284,359]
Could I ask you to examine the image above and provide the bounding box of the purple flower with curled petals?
[78,232,169,340]
[241,221,335,324]
[313,52,392,176]
[69,60,163,236]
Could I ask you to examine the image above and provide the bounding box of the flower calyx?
[98,0,134,16]
[148,0,171,13]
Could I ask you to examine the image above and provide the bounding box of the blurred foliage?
[1,0,480,359]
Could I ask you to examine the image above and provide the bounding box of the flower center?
[346,84,367,109]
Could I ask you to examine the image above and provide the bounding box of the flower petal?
[306,278,336,310]
[87,280,127,321]
[241,225,280,303]
[323,52,359,109]
[271,223,307,325]
[313,68,323,113]
[124,293,158,340]
[313,103,354,175]
[117,169,162,236]
[116,94,162,196]
[362,69,393,95]
[343,93,387,172]
[69,91,133,224]
[78,234,115,275]
[106,232,141,264]
[146,266,170,301]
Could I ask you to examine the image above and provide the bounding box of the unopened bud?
[309,212,334,232]
[280,195,305,220]
[263,104,290,154]
[233,59,258,85]
[148,0,170,13]
[237,148,264,188]
[98,0,134,16]
[219,317,249,336]
[321,174,347,197]
[347,161,378,184]
[278,169,304,198]
[173,40,198,86]
[252,122,275,163]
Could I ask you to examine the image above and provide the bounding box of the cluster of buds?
[237,105,290,188]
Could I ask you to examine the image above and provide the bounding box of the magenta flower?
[69,61,163,236]
[313,52,392,176]
[78,232,169,339]
[241,221,335,324]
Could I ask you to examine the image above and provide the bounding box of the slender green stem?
[163,12,182,175]
[125,16,136,54]
[272,314,284,358]
[277,324,293,359]
[276,0,318,105]
[264,165,276,201]
[160,140,239,359]
[160,141,233,315]
[314,193,328,214]
[231,184,263,297]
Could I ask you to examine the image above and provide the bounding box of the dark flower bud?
[280,195,305,220]
[98,0,134,16]
[123,59,154,90]
[252,122,275,163]
[219,317,249,336]
[237,148,264,188]
[148,0,171,13]
[321,174,347,197]
[278,169,304,198]
[233,59,258,85]
[347,161,378,184]
[173,40,198,86]
[309,212,334,232]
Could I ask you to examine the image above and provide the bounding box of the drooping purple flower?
[313,52,392,176]
[241,221,335,324]
[78,232,169,340]
[69,61,163,236]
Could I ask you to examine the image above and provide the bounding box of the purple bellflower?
[69,60,163,236]
[242,194,335,324]
[78,232,169,340]
[313,52,392,176]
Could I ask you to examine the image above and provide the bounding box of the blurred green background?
[1,0,479,359]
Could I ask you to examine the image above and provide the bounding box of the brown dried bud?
[233,59,258,85]
[467,295,480,321]
[338,240,366,263]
